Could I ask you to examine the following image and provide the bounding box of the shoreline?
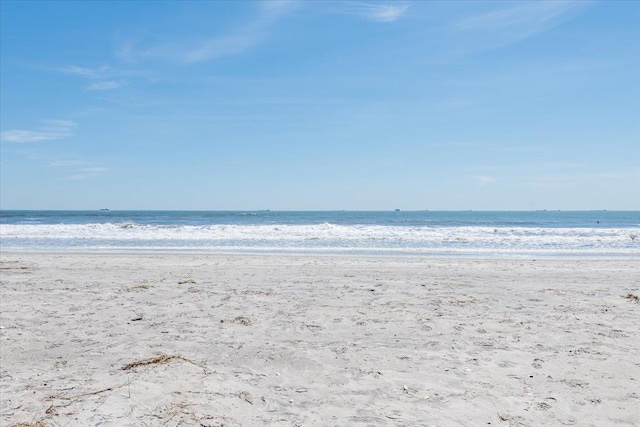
[1,253,639,426]
[2,249,639,261]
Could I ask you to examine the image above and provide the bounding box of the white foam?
[1,223,639,256]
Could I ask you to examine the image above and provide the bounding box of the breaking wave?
[1,223,638,257]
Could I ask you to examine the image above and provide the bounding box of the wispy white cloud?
[119,1,405,65]
[47,159,106,180]
[48,159,88,167]
[62,167,106,181]
[1,120,77,143]
[79,167,106,173]
[42,119,76,129]
[86,80,125,91]
[467,175,497,186]
[125,1,297,64]
[1,130,58,144]
[261,0,299,14]
[59,65,112,79]
[116,41,135,63]
[455,1,590,44]
[343,2,410,22]
[148,34,258,64]
[58,64,143,91]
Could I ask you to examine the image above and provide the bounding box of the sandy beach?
[1,253,638,426]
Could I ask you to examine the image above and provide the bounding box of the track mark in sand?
[536,401,552,411]
[531,359,544,369]
[559,379,589,389]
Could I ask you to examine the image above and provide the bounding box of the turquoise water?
[1,210,638,258]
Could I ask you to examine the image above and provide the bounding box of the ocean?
[1,210,638,258]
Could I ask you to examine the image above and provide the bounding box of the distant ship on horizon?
[99,208,110,212]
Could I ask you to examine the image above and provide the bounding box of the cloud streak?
[146,34,258,64]
[86,80,124,91]
[47,159,106,180]
[1,120,77,143]
[62,167,107,181]
[60,65,112,79]
[467,175,497,186]
[129,1,296,64]
[58,64,142,91]
[455,1,590,44]
[117,1,408,65]
[344,2,410,22]
[48,160,89,167]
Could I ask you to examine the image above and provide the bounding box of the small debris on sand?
[498,413,512,421]
[624,293,639,302]
[12,422,47,427]
[122,354,177,370]
[231,316,252,326]
[238,391,254,404]
[121,354,215,374]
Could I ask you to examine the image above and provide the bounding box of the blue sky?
[1,0,638,210]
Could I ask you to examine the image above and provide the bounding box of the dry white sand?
[1,253,639,426]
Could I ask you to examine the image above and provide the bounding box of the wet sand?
[1,253,639,426]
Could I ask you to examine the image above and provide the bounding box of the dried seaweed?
[121,354,215,374]
[11,422,46,427]
[231,316,252,326]
[121,354,176,370]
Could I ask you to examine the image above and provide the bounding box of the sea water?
[1,210,638,258]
